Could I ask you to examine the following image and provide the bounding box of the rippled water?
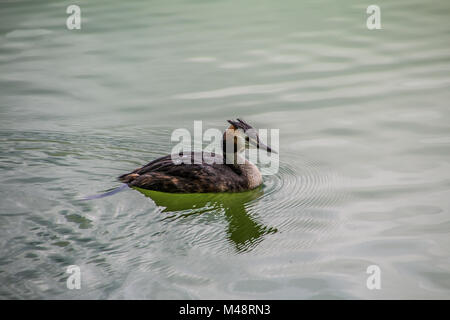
[1,0,450,299]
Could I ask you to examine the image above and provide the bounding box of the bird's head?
[223,118,277,154]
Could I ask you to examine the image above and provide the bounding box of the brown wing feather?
[118,152,247,193]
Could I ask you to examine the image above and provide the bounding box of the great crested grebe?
[118,119,276,193]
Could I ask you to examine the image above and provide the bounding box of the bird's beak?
[259,140,278,154]
[249,135,278,154]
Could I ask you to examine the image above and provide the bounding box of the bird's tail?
[81,184,129,200]
[118,173,140,183]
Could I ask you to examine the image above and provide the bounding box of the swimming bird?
[118,119,276,193]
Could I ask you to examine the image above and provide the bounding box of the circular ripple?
[261,153,345,211]
[252,150,350,240]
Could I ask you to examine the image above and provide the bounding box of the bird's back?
[118,152,249,193]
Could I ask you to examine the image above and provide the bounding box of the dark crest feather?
[227,118,253,132]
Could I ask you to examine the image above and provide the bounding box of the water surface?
[1,0,450,299]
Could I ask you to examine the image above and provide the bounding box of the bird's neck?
[221,132,262,189]
[222,151,262,189]
[223,151,245,166]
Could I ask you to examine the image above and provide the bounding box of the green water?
[1,0,450,299]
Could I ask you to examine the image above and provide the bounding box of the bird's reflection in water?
[135,187,277,252]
